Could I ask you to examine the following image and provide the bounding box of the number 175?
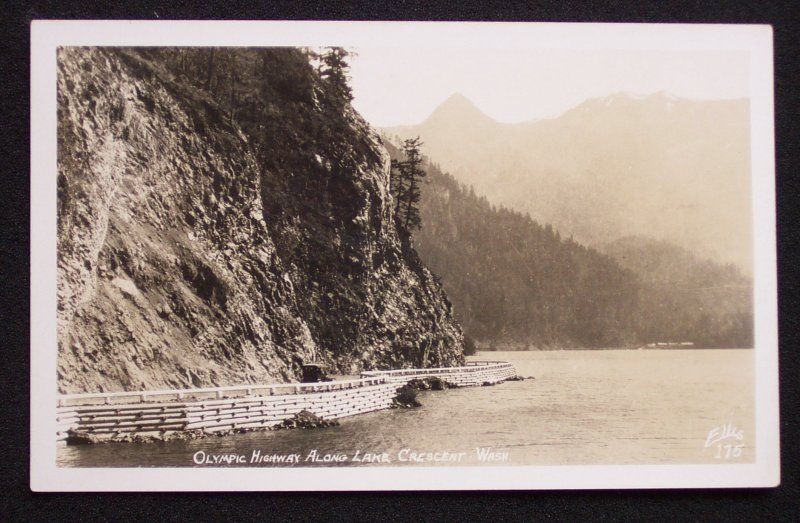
[714,444,744,459]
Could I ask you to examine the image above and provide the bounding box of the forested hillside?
[388,143,753,349]
[415,157,639,347]
[600,237,753,348]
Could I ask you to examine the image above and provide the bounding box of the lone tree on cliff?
[391,137,427,237]
[319,47,353,104]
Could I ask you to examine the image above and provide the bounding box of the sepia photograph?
[30,21,779,490]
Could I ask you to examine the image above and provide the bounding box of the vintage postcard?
[30,21,779,490]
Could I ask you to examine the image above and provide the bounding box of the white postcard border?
[30,20,779,491]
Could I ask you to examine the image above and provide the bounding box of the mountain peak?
[441,92,475,107]
[423,92,495,126]
[577,91,692,110]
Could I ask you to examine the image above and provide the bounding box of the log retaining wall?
[360,360,517,386]
[58,361,517,443]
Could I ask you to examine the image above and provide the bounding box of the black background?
[3,1,798,520]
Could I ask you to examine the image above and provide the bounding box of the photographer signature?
[704,422,745,460]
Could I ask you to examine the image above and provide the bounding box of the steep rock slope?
[57,48,463,394]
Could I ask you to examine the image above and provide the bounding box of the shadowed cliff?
[57,47,464,394]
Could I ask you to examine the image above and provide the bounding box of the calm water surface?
[58,349,754,467]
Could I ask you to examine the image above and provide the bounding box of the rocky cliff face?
[56,48,463,394]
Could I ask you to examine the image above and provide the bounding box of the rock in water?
[393,384,422,408]
[406,377,454,391]
[275,410,339,430]
[56,48,465,394]
[64,430,97,445]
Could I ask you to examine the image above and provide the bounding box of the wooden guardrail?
[58,376,387,407]
[60,362,515,407]
[360,361,514,377]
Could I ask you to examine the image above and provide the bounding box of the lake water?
[57,349,754,467]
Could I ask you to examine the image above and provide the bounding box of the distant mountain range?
[383,92,752,274]
[383,141,752,349]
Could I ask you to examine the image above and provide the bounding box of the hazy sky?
[348,47,749,127]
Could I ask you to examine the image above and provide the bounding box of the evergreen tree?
[391,137,426,237]
[319,47,353,103]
